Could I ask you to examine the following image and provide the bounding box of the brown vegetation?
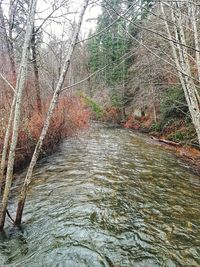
[0,83,90,172]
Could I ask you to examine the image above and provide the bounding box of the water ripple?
[0,125,200,266]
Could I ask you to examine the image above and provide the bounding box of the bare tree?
[14,0,89,226]
[160,1,200,144]
[31,26,42,113]
[0,0,38,232]
[0,1,16,78]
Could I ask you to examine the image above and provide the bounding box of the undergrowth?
[0,93,90,171]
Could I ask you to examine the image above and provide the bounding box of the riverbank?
[122,116,200,176]
[0,96,90,174]
[94,106,200,175]
[149,135,200,176]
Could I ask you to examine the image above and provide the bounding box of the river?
[0,124,200,266]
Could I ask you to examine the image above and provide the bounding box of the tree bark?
[0,2,16,78]
[0,0,37,232]
[14,0,89,226]
[190,1,200,82]
[161,2,200,145]
[173,3,200,143]
[0,96,16,194]
[31,28,42,113]
[0,76,16,195]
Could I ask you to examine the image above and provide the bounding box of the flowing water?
[0,125,200,267]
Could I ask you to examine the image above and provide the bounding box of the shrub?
[160,87,189,123]
[80,94,103,119]
[0,94,90,171]
[102,106,121,123]
[110,92,123,108]
[150,122,162,132]
[168,131,184,142]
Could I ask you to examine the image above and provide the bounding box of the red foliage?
[124,114,141,129]
[102,107,121,123]
[124,113,153,130]
[0,82,90,171]
[26,95,90,153]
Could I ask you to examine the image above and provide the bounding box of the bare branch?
[0,73,15,93]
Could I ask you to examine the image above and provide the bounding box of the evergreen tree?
[87,0,154,108]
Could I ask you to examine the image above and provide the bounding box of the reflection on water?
[0,125,200,266]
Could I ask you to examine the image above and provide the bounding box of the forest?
[0,0,200,266]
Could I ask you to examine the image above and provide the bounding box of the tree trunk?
[0,75,16,192]
[0,0,37,232]
[31,28,42,113]
[0,96,16,194]
[160,2,200,145]
[15,0,89,226]
[190,1,200,82]
[0,2,16,78]
[173,4,200,143]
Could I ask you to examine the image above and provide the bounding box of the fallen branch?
[151,136,180,146]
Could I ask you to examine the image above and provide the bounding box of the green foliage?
[110,91,123,108]
[82,94,103,118]
[87,36,101,72]
[87,0,155,88]
[150,87,194,142]
[160,87,190,125]
[169,131,184,142]
[87,0,129,87]
[140,0,155,19]
[87,0,155,116]
[150,122,162,132]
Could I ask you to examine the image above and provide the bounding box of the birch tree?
[160,1,200,144]
[0,0,37,232]
[14,0,89,226]
[88,0,200,144]
[0,1,16,78]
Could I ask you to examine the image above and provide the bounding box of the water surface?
[0,125,200,266]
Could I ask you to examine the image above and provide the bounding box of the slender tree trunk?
[173,4,200,143]
[0,0,37,232]
[190,0,200,105]
[190,1,200,82]
[0,2,16,78]
[31,28,42,112]
[0,75,16,191]
[161,2,200,145]
[8,0,17,78]
[14,0,89,226]
[0,96,16,194]
[85,65,92,97]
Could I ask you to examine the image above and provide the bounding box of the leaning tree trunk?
[0,76,16,195]
[190,1,200,82]
[161,2,200,145]
[173,3,200,144]
[14,0,89,226]
[0,96,16,194]
[0,0,37,232]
